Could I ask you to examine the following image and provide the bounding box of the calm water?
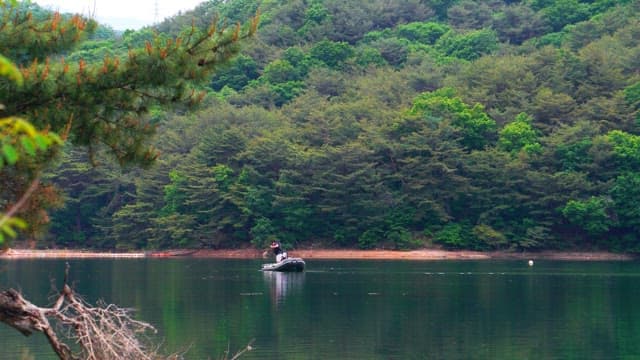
[1,259,640,359]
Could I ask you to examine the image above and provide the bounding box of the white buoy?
[528,260,534,266]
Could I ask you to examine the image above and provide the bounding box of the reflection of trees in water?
[263,272,305,308]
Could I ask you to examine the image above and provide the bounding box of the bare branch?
[0,266,161,360]
[0,265,253,359]
[0,177,40,229]
[229,339,254,360]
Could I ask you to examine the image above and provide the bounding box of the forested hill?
[44,0,640,252]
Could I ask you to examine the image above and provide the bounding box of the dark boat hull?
[261,258,305,272]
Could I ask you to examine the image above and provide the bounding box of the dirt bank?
[191,248,491,260]
[191,248,635,261]
[0,249,146,259]
[1,248,635,261]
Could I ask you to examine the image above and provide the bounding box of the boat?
[261,257,305,272]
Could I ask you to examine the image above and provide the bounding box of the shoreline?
[1,248,636,261]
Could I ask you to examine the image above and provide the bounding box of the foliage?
[0,1,257,246]
[491,3,548,44]
[606,130,640,170]
[0,54,22,85]
[0,25,63,244]
[498,113,541,155]
[435,29,499,61]
[309,40,354,68]
[210,54,260,91]
[610,172,640,230]
[561,197,613,236]
[624,82,640,108]
[541,0,592,32]
[409,88,497,150]
[396,22,449,45]
[434,223,473,249]
[0,118,62,167]
[17,0,640,254]
[0,117,63,244]
[250,217,278,247]
[472,224,508,249]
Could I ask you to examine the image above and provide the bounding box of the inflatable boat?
[261,257,305,272]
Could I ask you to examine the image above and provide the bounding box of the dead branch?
[227,339,254,360]
[0,263,252,359]
[0,288,76,360]
[0,263,161,360]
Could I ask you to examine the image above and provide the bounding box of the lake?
[1,258,640,359]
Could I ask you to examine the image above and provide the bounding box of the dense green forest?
[0,0,256,248]
[16,0,640,252]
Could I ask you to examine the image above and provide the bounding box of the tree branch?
[0,177,39,228]
[0,265,160,360]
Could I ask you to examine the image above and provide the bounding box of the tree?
[561,197,613,236]
[44,147,134,248]
[611,171,640,214]
[309,39,354,68]
[606,130,640,171]
[446,0,494,30]
[448,53,538,125]
[435,28,499,61]
[423,0,458,20]
[532,87,576,133]
[6,0,639,253]
[0,117,61,245]
[369,38,409,67]
[541,0,591,32]
[491,3,548,44]
[624,81,640,109]
[262,59,302,83]
[409,88,497,151]
[396,21,449,45]
[1,40,62,246]
[498,112,541,155]
[625,81,640,125]
[209,54,260,91]
[0,2,258,246]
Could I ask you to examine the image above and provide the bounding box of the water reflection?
[262,271,305,308]
[4,259,640,359]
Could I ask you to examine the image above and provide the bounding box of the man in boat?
[270,241,288,262]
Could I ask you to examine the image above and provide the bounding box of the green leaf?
[2,143,18,164]
[34,134,50,150]
[11,217,27,230]
[47,132,63,146]
[0,54,23,86]
[20,136,36,156]
[2,225,17,238]
[0,217,27,242]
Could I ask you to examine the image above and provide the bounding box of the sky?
[33,0,205,30]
